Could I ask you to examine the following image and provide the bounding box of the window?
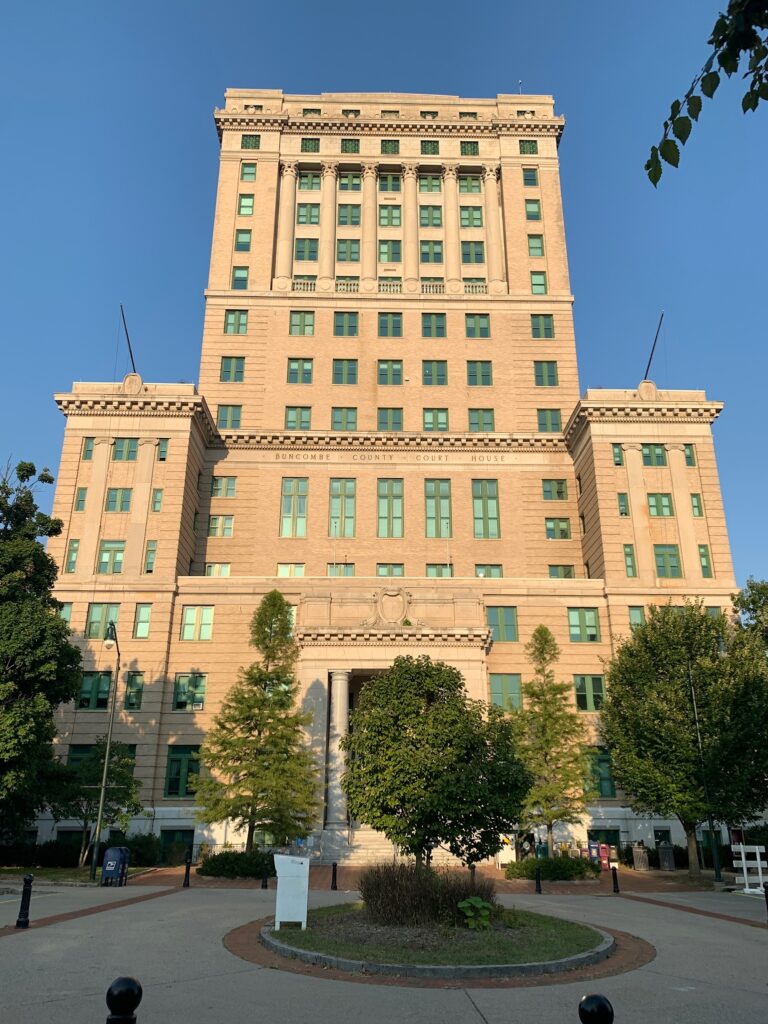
[549,564,575,578]
[97,540,125,574]
[337,203,359,226]
[381,139,399,155]
[458,175,481,193]
[534,361,558,387]
[624,544,637,578]
[531,314,554,339]
[476,564,503,578]
[473,479,500,538]
[377,359,402,385]
[78,671,112,710]
[490,674,521,710]
[276,563,304,577]
[426,563,453,577]
[112,438,138,462]
[327,563,355,577]
[468,409,495,431]
[377,204,402,228]
[237,194,254,215]
[180,606,214,641]
[460,111,478,120]
[629,606,646,629]
[424,479,451,537]
[235,229,251,251]
[287,358,313,384]
[302,107,321,115]
[143,540,157,574]
[377,478,403,538]
[342,108,360,118]
[240,163,256,181]
[592,749,616,797]
[173,673,207,710]
[376,312,402,338]
[333,311,358,336]
[420,241,443,264]
[133,604,152,639]
[299,172,321,190]
[575,675,604,712]
[280,478,308,537]
[231,266,248,290]
[377,563,404,577]
[525,199,541,221]
[542,479,568,500]
[331,407,357,430]
[295,238,318,261]
[699,544,713,578]
[528,234,545,258]
[420,110,438,119]
[487,607,518,642]
[461,241,485,264]
[467,360,492,386]
[207,515,233,537]
[531,271,548,294]
[297,203,320,226]
[285,406,311,430]
[648,493,674,517]
[85,603,120,639]
[287,312,315,338]
[164,746,199,798]
[423,408,448,431]
[125,673,144,711]
[300,137,320,153]
[612,443,624,466]
[81,437,94,461]
[422,313,446,337]
[224,309,248,334]
[220,356,245,382]
[654,544,682,578]
[421,139,439,155]
[423,360,447,386]
[459,140,479,156]
[340,137,359,154]
[520,139,539,155]
[337,239,360,262]
[615,492,629,517]
[338,173,361,191]
[377,407,403,431]
[332,358,358,384]
[642,444,667,467]
[460,206,483,228]
[59,602,72,625]
[545,517,571,539]
[211,476,236,498]
[537,408,561,432]
[205,563,231,577]
[217,405,241,429]
[379,174,401,193]
[419,175,442,192]
[241,134,260,150]
[378,240,401,262]
[691,493,704,517]
[104,488,130,513]
[465,313,490,338]
[568,608,601,643]
[523,167,539,186]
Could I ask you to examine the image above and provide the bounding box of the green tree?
[341,655,530,867]
[51,740,143,867]
[601,603,768,875]
[647,1,768,185]
[0,461,81,840]
[510,626,593,856]
[194,590,319,852]
[733,576,768,646]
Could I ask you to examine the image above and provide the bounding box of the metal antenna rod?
[643,311,665,381]
[120,304,138,375]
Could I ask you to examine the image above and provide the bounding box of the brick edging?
[0,886,178,938]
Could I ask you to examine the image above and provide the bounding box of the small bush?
[123,833,161,867]
[0,842,37,868]
[505,857,600,881]
[359,862,496,927]
[196,849,276,879]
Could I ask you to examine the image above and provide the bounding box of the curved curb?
[259,924,615,979]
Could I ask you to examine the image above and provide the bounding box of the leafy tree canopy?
[733,576,768,647]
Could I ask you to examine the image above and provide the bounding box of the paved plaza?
[0,875,765,1024]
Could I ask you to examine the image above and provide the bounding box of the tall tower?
[46,92,736,861]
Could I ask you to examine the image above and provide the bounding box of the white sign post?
[274,854,310,930]
[731,844,766,894]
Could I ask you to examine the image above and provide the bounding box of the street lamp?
[89,621,121,881]
[688,661,723,883]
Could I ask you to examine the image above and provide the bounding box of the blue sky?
[1,1,765,584]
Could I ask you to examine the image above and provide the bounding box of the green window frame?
[642,444,667,466]
[528,234,545,257]
[472,479,500,538]
[280,478,308,537]
[691,493,704,517]
[85,602,119,639]
[217,405,241,430]
[105,488,131,513]
[490,673,522,710]
[297,202,320,225]
[59,602,72,624]
[82,437,94,460]
[475,564,503,578]
[377,478,404,538]
[379,205,402,226]
[629,606,646,629]
[285,406,311,430]
[461,241,485,264]
[331,407,357,431]
[423,408,448,431]
[654,544,682,578]
[337,239,360,262]
[289,311,315,336]
[420,241,443,264]
[340,137,360,154]
[419,205,442,227]
[241,134,260,150]
[207,515,233,538]
[592,749,616,797]
[575,675,604,712]
[525,199,542,221]
[327,562,355,577]
[333,312,358,336]
[568,608,601,643]
[220,356,245,382]
[332,359,358,384]
[612,443,624,466]
[549,564,575,578]
[78,671,112,710]
[426,563,453,578]
[522,167,539,186]
[531,313,554,339]
[487,606,518,642]
[458,175,481,194]
[275,563,303,578]
[422,313,446,337]
[337,203,360,226]
[542,479,568,500]
[231,266,248,290]
[338,173,361,191]
[617,492,630,516]
[648,493,674,517]
[133,603,152,640]
[235,229,251,251]
[422,360,447,386]
[381,139,400,155]
[699,544,713,578]
[294,238,318,261]
[287,358,313,383]
[112,438,138,461]
[624,544,637,578]
[173,673,207,711]
[377,407,403,431]
[97,540,125,575]
[425,479,451,537]
[460,206,483,228]
[180,606,213,642]
[419,175,442,192]
[684,444,697,467]
[300,137,320,153]
[379,173,401,192]
[520,139,538,155]
[299,172,321,191]
[240,163,256,181]
[224,309,248,334]
[378,240,401,262]
[465,313,490,338]
[211,476,237,498]
[421,139,440,155]
[531,271,548,294]
[534,360,558,387]
[467,360,492,386]
[545,517,571,539]
[164,745,199,798]
[125,672,144,711]
[237,194,254,215]
[377,359,402,385]
[377,563,404,577]
[537,408,561,432]
[468,409,495,431]
[378,312,402,337]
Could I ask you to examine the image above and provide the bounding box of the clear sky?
[1,1,765,584]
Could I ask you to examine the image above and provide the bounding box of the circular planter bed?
[260,903,614,979]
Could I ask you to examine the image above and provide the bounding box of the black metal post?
[106,977,143,1024]
[331,861,338,891]
[15,873,33,929]
[611,866,620,894]
[578,993,614,1023]
[261,872,269,890]
[534,865,542,894]
[763,881,768,923]
[182,848,192,888]
[469,863,476,892]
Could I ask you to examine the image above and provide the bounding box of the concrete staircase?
[327,825,463,866]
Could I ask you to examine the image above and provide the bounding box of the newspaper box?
[274,854,310,930]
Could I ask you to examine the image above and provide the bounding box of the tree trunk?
[78,822,91,869]
[245,817,255,855]
[546,823,554,857]
[685,824,701,877]
[415,848,424,870]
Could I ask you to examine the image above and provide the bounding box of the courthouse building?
[45,90,735,860]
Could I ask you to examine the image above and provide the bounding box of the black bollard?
[578,993,614,1024]
[182,847,192,889]
[763,881,768,923]
[15,873,33,929]
[611,865,620,894]
[534,865,542,894]
[261,872,269,890]
[331,861,338,891]
[106,977,143,1024]
[469,863,476,892]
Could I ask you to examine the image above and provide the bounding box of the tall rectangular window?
[531,314,554,339]
[297,203,320,225]
[490,674,522,710]
[472,479,500,538]
[617,492,630,516]
[612,443,624,466]
[220,356,245,382]
[460,206,483,228]
[235,229,252,251]
[592,749,616,797]
[337,203,360,226]
[337,239,360,262]
[654,543,682,578]
[85,603,120,639]
[422,360,447,386]
[487,607,518,642]
[173,673,207,711]
[629,606,646,629]
[422,313,446,337]
[420,241,443,264]
[466,313,490,338]
[164,746,200,798]
[180,606,214,642]
[377,408,403,431]
[105,488,131,513]
[648,493,674,517]
[525,199,542,220]
[642,444,667,466]
[240,163,257,181]
[699,544,713,578]
[378,240,401,262]
[523,167,539,186]
[423,408,448,431]
[125,673,144,711]
[545,517,571,539]
[289,311,315,335]
[461,241,485,264]
[379,205,402,226]
[568,608,601,643]
[78,672,112,711]
[575,675,604,712]
[280,478,308,537]
[534,360,558,386]
[231,267,248,290]
[684,444,697,466]
[333,312,358,336]
[377,359,402,385]
[237,194,254,215]
[97,540,125,574]
[287,358,313,383]
[425,479,451,537]
[624,544,637,578]
[81,437,94,460]
[528,234,545,257]
[377,478,403,538]
[133,603,152,639]
[112,438,138,461]
[467,360,492,386]
[331,407,357,431]
[537,409,561,432]
[468,409,495,431]
[285,406,312,430]
[691,493,704,517]
[224,310,248,334]
[332,359,358,384]
[143,540,157,574]
[542,479,568,500]
[217,405,242,430]
[419,205,442,227]
[531,271,548,294]
[378,312,402,337]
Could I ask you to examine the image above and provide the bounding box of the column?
[442,166,461,293]
[326,669,350,829]
[483,165,505,292]
[273,162,297,289]
[402,163,419,293]
[361,164,378,291]
[318,163,337,291]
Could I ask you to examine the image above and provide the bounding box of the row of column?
[274,164,506,293]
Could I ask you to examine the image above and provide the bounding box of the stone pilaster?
[273,162,297,289]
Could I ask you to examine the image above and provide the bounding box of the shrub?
[196,849,275,879]
[34,840,82,868]
[358,862,496,926]
[123,833,161,867]
[505,856,600,881]
[0,842,37,868]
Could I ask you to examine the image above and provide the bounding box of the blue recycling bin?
[101,846,130,887]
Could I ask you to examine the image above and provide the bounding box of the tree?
[601,603,768,875]
[51,740,143,867]
[646,1,768,185]
[0,461,81,840]
[509,626,593,856]
[194,590,319,852]
[733,576,768,647]
[341,655,530,867]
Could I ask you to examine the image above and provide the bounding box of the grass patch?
[274,903,601,966]
[0,866,144,883]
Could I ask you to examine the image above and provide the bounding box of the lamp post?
[688,661,723,883]
[89,620,121,882]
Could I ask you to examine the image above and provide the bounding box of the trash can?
[101,846,130,887]
[631,843,650,871]
[658,841,676,872]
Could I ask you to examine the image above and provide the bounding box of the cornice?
[216,430,568,452]
[54,394,218,443]
[296,626,492,649]
[564,400,724,445]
